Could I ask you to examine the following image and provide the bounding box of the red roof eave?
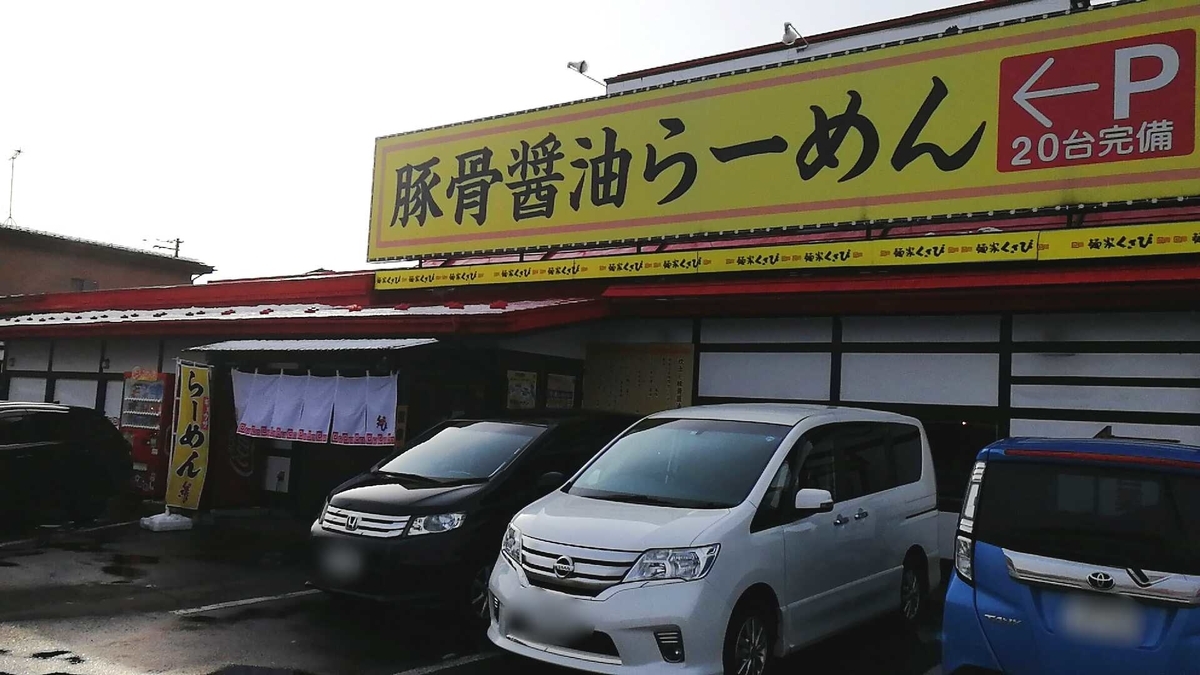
[0,272,377,316]
[602,261,1200,298]
[0,299,610,340]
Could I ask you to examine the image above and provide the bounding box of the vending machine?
[119,368,176,498]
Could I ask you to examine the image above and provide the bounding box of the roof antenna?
[3,149,21,227]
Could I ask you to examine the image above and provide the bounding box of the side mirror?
[794,488,834,514]
[537,471,566,490]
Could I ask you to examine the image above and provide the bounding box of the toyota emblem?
[345,515,360,532]
[1087,571,1115,591]
[553,556,576,579]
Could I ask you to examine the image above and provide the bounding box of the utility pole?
[3,149,21,227]
[147,237,184,257]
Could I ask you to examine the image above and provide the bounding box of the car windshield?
[567,417,789,509]
[974,459,1200,574]
[375,421,545,482]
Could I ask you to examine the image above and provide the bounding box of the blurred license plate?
[1062,594,1143,645]
[520,595,589,642]
[320,545,364,583]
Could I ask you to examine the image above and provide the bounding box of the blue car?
[943,437,1200,674]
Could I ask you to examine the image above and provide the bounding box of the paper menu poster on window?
[582,344,694,415]
[546,374,577,409]
[507,370,538,410]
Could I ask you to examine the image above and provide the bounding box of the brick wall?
[0,234,207,295]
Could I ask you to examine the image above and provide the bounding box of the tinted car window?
[0,411,69,446]
[834,424,892,500]
[975,460,1200,574]
[376,421,544,481]
[890,423,923,486]
[798,437,837,499]
[568,418,789,509]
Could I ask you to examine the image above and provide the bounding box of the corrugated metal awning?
[188,338,437,352]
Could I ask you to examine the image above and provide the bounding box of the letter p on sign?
[1115,43,1181,120]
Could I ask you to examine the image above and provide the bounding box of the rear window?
[974,460,1200,574]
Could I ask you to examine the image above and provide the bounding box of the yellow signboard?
[380,223,1186,290]
[1038,221,1200,259]
[165,362,212,511]
[370,1,1200,260]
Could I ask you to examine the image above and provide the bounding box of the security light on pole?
[567,60,606,87]
[782,22,809,50]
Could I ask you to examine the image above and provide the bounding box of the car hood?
[513,492,733,550]
[329,473,486,515]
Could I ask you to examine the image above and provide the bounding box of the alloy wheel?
[901,568,922,622]
[470,564,492,621]
[733,615,768,675]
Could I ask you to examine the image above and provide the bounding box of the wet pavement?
[0,518,941,675]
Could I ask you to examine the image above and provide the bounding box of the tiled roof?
[0,299,588,328]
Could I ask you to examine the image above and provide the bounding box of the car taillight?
[955,535,975,582]
[955,460,986,583]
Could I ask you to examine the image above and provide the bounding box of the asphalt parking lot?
[0,516,942,675]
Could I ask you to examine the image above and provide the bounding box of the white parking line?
[392,652,501,675]
[0,519,139,549]
[170,588,321,616]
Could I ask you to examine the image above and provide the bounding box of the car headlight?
[408,513,466,536]
[625,545,720,583]
[317,497,330,525]
[501,522,522,563]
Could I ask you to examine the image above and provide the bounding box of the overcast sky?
[1,1,956,280]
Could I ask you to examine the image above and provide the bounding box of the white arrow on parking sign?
[1013,57,1101,129]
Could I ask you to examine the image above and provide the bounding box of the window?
[834,424,892,501]
[890,423,924,485]
[69,278,99,292]
[568,418,789,509]
[798,437,836,498]
[797,422,923,503]
[975,461,1200,574]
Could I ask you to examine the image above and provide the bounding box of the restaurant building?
[1,0,1198,556]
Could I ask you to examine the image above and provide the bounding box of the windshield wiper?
[433,476,489,487]
[373,470,443,486]
[589,492,730,509]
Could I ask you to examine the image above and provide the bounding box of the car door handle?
[854,509,870,521]
[833,515,850,527]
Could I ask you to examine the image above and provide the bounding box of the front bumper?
[308,520,478,603]
[488,556,728,675]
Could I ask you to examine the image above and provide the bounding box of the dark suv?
[309,412,635,619]
[0,402,134,527]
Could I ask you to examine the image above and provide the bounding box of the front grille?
[519,535,640,597]
[321,506,410,538]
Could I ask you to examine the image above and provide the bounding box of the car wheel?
[467,562,493,623]
[900,558,928,627]
[723,601,775,675]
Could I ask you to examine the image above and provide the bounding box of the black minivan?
[0,402,133,528]
[309,412,634,619]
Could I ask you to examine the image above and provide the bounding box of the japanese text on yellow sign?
[374,222,1200,289]
[369,1,1200,260]
[166,362,212,511]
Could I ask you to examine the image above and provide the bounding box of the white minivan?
[488,404,939,675]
